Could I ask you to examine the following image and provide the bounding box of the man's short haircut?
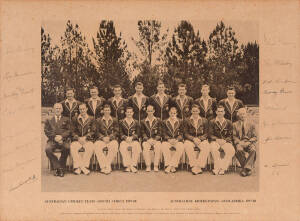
[146,104,154,110]
[113,84,122,89]
[79,103,87,108]
[103,104,111,110]
[227,86,236,92]
[191,104,200,110]
[66,87,75,93]
[135,81,143,87]
[216,104,225,110]
[202,84,210,90]
[53,103,63,108]
[125,106,134,112]
[169,107,177,112]
[178,83,186,89]
[237,107,247,117]
[89,86,98,91]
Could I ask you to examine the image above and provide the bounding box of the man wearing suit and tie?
[128,82,149,124]
[209,105,236,175]
[94,105,119,175]
[84,86,106,119]
[184,104,210,175]
[107,84,128,121]
[218,86,244,122]
[194,84,217,121]
[70,103,95,175]
[119,106,141,173]
[161,107,185,173]
[171,83,193,120]
[44,103,71,177]
[233,108,257,177]
[60,88,81,121]
[149,81,171,121]
[141,104,162,172]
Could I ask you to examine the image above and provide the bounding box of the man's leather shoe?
[58,168,64,177]
[240,169,247,177]
[54,169,59,176]
[245,169,252,176]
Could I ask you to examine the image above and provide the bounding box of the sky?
[42,19,259,54]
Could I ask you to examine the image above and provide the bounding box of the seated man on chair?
[141,104,162,172]
[70,103,95,175]
[233,108,257,177]
[184,104,210,175]
[209,105,235,175]
[161,107,185,173]
[94,104,119,174]
[44,103,71,177]
[119,106,141,173]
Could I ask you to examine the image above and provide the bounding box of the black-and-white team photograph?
[41,20,259,192]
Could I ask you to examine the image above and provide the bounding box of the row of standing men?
[44,82,256,177]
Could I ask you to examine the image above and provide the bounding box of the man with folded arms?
[94,105,119,175]
[119,106,141,173]
[233,108,257,177]
[218,86,244,122]
[149,80,171,121]
[128,82,149,124]
[184,104,210,175]
[44,103,70,177]
[209,105,235,175]
[107,84,128,122]
[70,103,95,175]
[194,84,217,121]
[60,88,81,121]
[84,86,106,119]
[141,104,162,172]
[161,107,185,173]
[171,83,194,120]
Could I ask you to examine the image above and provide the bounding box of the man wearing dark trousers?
[233,108,257,177]
[44,103,71,177]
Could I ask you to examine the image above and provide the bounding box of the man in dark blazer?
[70,103,95,175]
[119,106,141,173]
[184,104,210,175]
[233,108,257,177]
[60,88,81,121]
[149,81,171,121]
[171,83,194,120]
[107,84,128,121]
[44,103,70,177]
[127,82,149,124]
[141,104,162,172]
[84,86,106,119]
[218,86,244,122]
[161,107,185,173]
[94,105,119,175]
[209,105,235,175]
[194,84,217,121]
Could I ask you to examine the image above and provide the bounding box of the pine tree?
[93,20,131,98]
[207,21,242,99]
[60,20,95,101]
[164,20,207,97]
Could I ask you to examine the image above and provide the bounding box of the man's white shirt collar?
[78,114,88,122]
[216,117,226,125]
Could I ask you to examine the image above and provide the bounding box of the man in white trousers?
[184,104,210,175]
[119,106,141,173]
[209,105,235,175]
[161,107,185,173]
[140,104,162,172]
[94,104,119,174]
[70,103,95,175]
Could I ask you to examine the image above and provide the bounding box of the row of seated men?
[44,84,257,178]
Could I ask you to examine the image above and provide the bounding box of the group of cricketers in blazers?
[44,81,257,178]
